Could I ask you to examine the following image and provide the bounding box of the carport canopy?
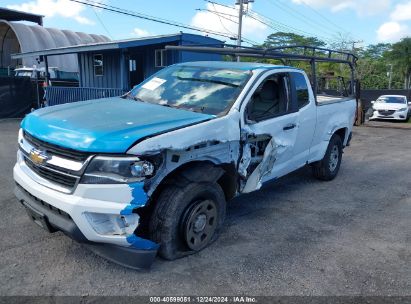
[0,7,43,25]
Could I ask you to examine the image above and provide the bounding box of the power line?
[246,9,337,45]
[263,0,338,38]
[196,9,238,20]
[68,0,258,44]
[296,0,347,34]
[91,7,113,39]
[268,0,360,43]
[206,0,338,45]
[211,3,237,36]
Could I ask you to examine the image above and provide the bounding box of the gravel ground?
[364,120,411,129]
[0,119,410,296]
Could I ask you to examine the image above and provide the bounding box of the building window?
[155,49,167,67]
[129,59,137,71]
[93,54,104,76]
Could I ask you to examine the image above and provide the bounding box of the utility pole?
[351,40,363,52]
[387,64,393,90]
[236,0,253,62]
[236,0,244,62]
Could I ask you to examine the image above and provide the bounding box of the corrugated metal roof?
[11,33,224,59]
[1,20,110,71]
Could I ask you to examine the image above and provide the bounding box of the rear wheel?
[312,134,343,181]
[149,181,226,260]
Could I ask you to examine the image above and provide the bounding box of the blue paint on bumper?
[120,182,148,215]
[120,182,159,250]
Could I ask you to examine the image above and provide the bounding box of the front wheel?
[312,134,343,181]
[149,181,226,260]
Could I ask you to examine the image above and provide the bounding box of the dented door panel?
[238,70,301,193]
[239,112,299,193]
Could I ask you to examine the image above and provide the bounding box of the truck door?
[288,72,316,168]
[240,71,299,193]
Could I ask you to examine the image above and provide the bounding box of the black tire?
[149,181,226,260]
[312,134,343,181]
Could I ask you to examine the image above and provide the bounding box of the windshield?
[376,96,406,104]
[128,65,252,115]
[15,70,33,77]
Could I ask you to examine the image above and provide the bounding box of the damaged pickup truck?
[14,47,357,269]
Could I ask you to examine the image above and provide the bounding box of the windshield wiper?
[123,93,146,103]
[133,96,147,103]
[160,102,207,114]
[176,76,239,88]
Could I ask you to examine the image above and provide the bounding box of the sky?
[1,0,411,47]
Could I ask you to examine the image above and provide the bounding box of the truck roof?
[379,95,406,98]
[176,61,296,71]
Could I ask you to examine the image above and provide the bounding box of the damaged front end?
[14,129,162,269]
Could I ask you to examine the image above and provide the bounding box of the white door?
[240,71,299,193]
[289,71,317,169]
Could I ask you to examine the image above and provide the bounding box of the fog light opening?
[85,212,139,236]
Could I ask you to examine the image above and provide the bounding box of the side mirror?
[408,101,411,105]
[371,100,375,104]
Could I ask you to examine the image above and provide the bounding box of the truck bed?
[316,94,354,105]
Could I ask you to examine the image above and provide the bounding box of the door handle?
[283,123,296,131]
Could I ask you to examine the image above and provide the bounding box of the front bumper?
[369,109,409,120]
[13,155,159,269]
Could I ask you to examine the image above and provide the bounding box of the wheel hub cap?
[183,199,218,251]
[329,145,339,171]
[193,214,207,233]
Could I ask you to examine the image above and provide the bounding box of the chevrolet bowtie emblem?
[29,149,48,165]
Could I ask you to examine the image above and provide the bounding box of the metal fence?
[0,76,35,118]
[44,87,128,106]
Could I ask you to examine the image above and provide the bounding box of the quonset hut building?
[0,7,110,72]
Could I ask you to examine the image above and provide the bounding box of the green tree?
[262,32,326,48]
[387,38,411,89]
[358,43,391,59]
[356,43,394,89]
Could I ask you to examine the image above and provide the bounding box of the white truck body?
[14,61,356,268]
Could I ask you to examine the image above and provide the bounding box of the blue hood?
[21,97,214,153]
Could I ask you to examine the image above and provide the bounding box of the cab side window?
[247,73,291,122]
[293,72,309,109]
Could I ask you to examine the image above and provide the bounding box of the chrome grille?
[23,131,90,162]
[24,157,77,188]
[19,131,89,193]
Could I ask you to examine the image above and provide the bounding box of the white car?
[369,95,410,122]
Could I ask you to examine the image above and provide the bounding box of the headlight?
[80,156,155,184]
[398,108,407,112]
